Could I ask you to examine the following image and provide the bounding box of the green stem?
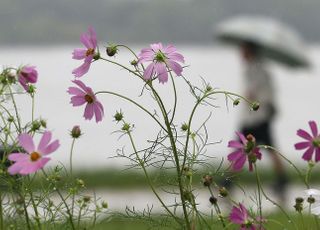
[96,91,167,132]
[0,190,3,230]
[167,67,177,125]
[8,86,22,133]
[254,164,263,229]
[208,186,226,228]
[69,138,76,176]
[259,145,309,188]
[56,189,75,230]
[255,164,298,230]
[126,129,182,225]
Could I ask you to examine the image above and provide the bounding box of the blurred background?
[1,0,320,221]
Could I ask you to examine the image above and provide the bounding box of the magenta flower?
[67,80,104,123]
[72,27,97,77]
[227,132,262,171]
[294,121,320,162]
[229,203,257,230]
[8,131,60,175]
[18,65,38,91]
[138,43,185,84]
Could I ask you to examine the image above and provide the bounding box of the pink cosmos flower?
[18,65,38,91]
[227,132,262,171]
[8,131,60,175]
[229,203,257,230]
[72,27,97,77]
[138,43,185,84]
[294,121,320,162]
[67,80,104,123]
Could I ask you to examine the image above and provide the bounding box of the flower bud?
[294,203,303,213]
[307,196,316,204]
[122,123,131,132]
[27,85,36,94]
[295,197,304,204]
[233,98,240,106]
[218,187,228,197]
[181,123,189,132]
[7,116,14,123]
[31,121,41,131]
[93,53,100,60]
[114,110,124,122]
[76,179,85,187]
[209,196,217,205]
[202,175,213,187]
[205,85,213,93]
[251,102,260,111]
[130,60,138,66]
[83,195,91,203]
[71,125,82,138]
[106,45,118,57]
[101,201,108,209]
[40,119,47,128]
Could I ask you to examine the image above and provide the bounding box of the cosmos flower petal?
[38,131,52,152]
[302,147,314,161]
[8,153,29,161]
[84,103,95,120]
[167,60,183,76]
[227,150,243,161]
[18,133,35,153]
[297,129,313,141]
[155,62,168,84]
[71,96,87,106]
[228,140,243,148]
[233,153,247,171]
[72,48,87,60]
[143,63,155,80]
[294,141,311,150]
[309,121,318,137]
[72,61,91,78]
[8,162,28,175]
[41,140,60,155]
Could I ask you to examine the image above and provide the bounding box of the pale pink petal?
[84,103,94,120]
[94,104,103,123]
[18,133,35,153]
[309,121,318,137]
[8,162,28,175]
[294,141,311,150]
[239,204,248,220]
[155,62,168,84]
[88,26,97,48]
[41,140,60,155]
[19,158,50,175]
[72,48,87,60]
[143,63,155,80]
[302,147,314,161]
[8,153,29,161]
[72,80,90,93]
[164,44,177,54]
[72,62,91,78]
[71,96,87,106]
[67,86,86,96]
[167,60,183,76]
[167,52,185,63]
[37,131,52,153]
[150,43,163,52]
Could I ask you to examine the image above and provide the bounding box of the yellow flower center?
[30,152,41,162]
[86,48,95,56]
[84,94,94,104]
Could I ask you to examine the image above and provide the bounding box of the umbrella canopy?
[215,16,311,68]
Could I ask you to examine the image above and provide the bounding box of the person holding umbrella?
[216,16,311,200]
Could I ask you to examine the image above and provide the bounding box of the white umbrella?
[215,16,311,68]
